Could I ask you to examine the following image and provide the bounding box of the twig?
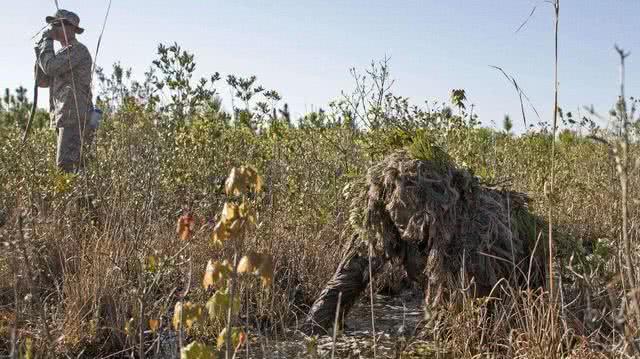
[16,215,53,350]
[138,270,146,359]
[177,261,192,355]
[547,0,560,350]
[368,243,377,358]
[10,229,20,359]
[226,250,239,359]
[613,44,639,356]
[331,292,342,359]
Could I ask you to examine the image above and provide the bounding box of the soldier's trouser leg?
[56,125,94,173]
[303,240,386,334]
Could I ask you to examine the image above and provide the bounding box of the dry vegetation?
[1,22,640,359]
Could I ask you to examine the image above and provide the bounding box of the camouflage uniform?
[36,10,93,173]
[302,233,426,334]
[303,150,543,335]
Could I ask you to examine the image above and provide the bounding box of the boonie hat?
[46,9,84,34]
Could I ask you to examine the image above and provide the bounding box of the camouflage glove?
[35,29,52,48]
[35,29,53,57]
[41,28,53,40]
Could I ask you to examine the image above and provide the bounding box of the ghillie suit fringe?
[303,149,545,334]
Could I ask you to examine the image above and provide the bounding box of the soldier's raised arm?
[33,46,50,87]
[37,35,90,77]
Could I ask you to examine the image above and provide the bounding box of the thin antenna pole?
[91,0,113,82]
[548,0,560,302]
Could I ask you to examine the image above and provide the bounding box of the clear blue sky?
[2,1,638,132]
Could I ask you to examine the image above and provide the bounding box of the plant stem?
[547,3,560,351]
[16,215,52,350]
[331,292,342,359]
[226,251,239,359]
[548,0,560,299]
[614,45,636,291]
[368,243,377,358]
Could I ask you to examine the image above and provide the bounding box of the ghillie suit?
[303,147,545,334]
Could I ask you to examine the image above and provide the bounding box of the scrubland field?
[1,41,639,358]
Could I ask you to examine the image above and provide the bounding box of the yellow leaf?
[238,202,256,224]
[216,327,245,351]
[224,166,263,196]
[203,260,232,289]
[228,218,244,235]
[222,202,239,222]
[173,302,204,331]
[216,329,226,350]
[237,256,251,273]
[180,341,216,359]
[202,260,215,290]
[237,252,262,274]
[148,319,160,332]
[241,166,262,193]
[238,201,248,217]
[206,288,240,321]
[255,174,263,193]
[211,221,230,244]
[224,168,237,196]
[225,167,248,196]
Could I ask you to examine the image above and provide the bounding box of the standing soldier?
[34,9,93,173]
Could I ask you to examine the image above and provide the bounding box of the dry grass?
[0,113,639,357]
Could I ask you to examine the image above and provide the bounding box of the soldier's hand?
[41,29,53,41]
[35,29,52,52]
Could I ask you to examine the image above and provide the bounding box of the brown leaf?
[172,302,204,331]
[203,260,232,289]
[148,319,160,332]
[177,214,194,241]
[258,254,274,287]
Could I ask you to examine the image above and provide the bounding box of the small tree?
[174,166,273,359]
[503,114,513,134]
[0,87,49,130]
[152,42,221,127]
